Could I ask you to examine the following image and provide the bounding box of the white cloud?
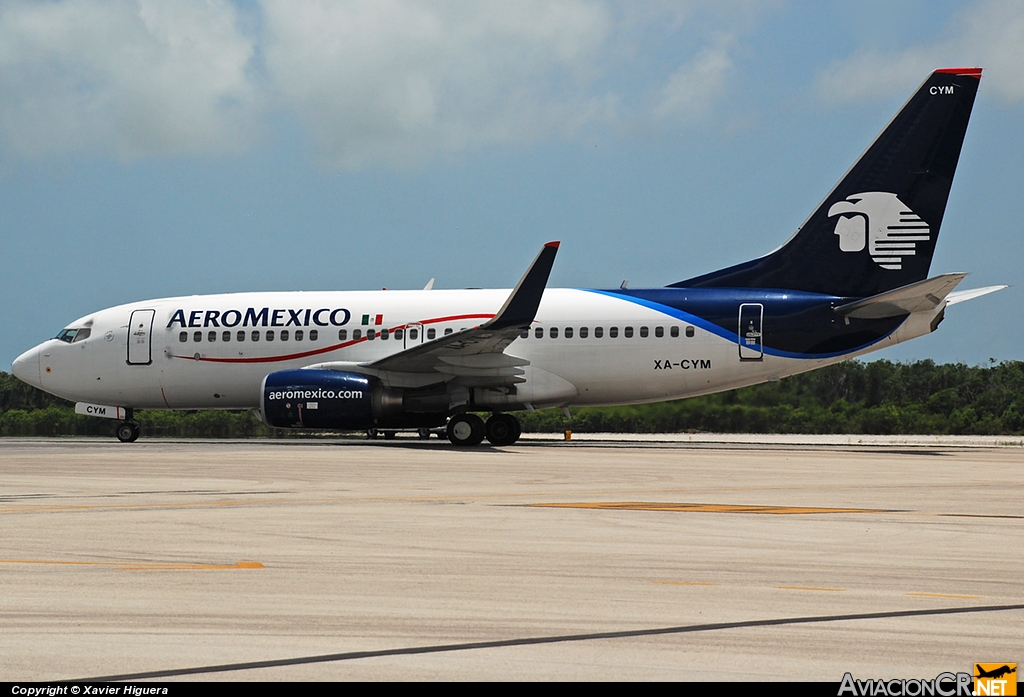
[259,0,623,168]
[653,38,734,121]
[0,0,255,159]
[816,0,1024,104]
[260,0,756,168]
[0,0,759,167]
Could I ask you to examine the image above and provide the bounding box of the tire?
[447,414,485,446]
[116,421,140,443]
[485,413,521,446]
[366,428,378,439]
[418,428,431,440]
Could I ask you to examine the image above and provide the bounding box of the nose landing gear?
[116,420,141,443]
[115,408,141,443]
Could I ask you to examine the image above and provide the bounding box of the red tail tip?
[935,67,983,78]
[544,241,560,248]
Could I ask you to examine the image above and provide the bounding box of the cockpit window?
[56,328,90,343]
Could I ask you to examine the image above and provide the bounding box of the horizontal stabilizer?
[834,273,967,319]
[946,284,1008,306]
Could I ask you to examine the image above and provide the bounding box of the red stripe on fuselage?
[169,313,496,364]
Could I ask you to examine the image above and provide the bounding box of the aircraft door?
[738,303,763,361]
[127,309,156,365]
[404,323,424,350]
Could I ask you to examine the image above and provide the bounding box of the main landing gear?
[116,420,141,443]
[447,413,522,447]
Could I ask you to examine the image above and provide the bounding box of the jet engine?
[259,369,441,431]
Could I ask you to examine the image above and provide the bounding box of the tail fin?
[672,68,981,297]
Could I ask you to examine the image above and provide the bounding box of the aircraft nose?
[11,346,42,389]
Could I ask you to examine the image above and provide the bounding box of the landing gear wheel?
[366,428,379,439]
[447,414,485,446]
[418,428,432,440]
[116,421,140,443]
[485,413,521,446]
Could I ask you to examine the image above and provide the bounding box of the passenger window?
[394,329,403,340]
[609,327,618,338]
[535,327,544,339]
[686,326,695,338]
[579,327,588,338]
[409,328,417,340]
[595,327,603,338]
[367,330,375,340]
[381,329,389,340]
[625,326,634,338]
[266,330,275,341]
[281,330,289,341]
[179,331,187,343]
[520,329,529,339]
[237,330,246,342]
[427,328,436,339]
[251,330,260,342]
[565,327,574,338]
[208,331,216,342]
[444,328,453,336]
[222,331,231,342]
[353,329,362,339]
[194,331,202,342]
[639,326,648,338]
[550,327,559,339]
[670,326,679,338]
[339,329,347,341]
[295,330,304,341]
[309,329,318,341]
[655,326,664,338]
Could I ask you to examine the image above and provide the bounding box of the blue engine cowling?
[260,370,377,430]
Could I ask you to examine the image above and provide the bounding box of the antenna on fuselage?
[423,278,435,290]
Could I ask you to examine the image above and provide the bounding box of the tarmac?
[0,436,1020,681]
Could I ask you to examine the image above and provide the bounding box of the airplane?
[975,665,1016,680]
[11,68,1007,446]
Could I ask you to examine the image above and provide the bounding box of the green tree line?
[3,359,1024,437]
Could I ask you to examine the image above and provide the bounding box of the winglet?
[484,242,560,330]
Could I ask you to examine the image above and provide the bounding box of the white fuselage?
[13,287,925,414]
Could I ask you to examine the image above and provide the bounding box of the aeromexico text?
[267,388,364,401]
[167,307,351,329]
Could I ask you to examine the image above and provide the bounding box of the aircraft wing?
[834,273,968,319]
[308,242,559,388]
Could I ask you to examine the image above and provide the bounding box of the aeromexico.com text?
[167,307,351,329]
[267,388,364,401]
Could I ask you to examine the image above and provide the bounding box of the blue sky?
[2,0,1022,369]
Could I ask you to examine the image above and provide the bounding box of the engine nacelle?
[260,370,377,430]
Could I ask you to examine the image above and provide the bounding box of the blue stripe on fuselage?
[582,288,901,359]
